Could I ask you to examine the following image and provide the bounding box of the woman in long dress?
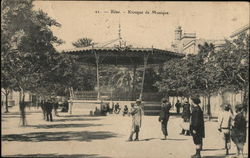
[231,104,247,158]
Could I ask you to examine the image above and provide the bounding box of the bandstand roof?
[62,38,184,65]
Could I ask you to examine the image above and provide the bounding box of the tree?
[72,38,94,48]
[212,33,249,110]
[155,42,219,116]
[1,0,63,126]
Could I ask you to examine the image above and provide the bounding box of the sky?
[33,1,249,51]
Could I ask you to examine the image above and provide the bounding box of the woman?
[218,104,233,155]
[231,104,247,158]
[159,98,172,140]
[180,98,191,135]
[190,96,205,158]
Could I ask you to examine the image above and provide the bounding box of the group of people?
[96,102,131,116]
[218,103,247,157]
[127,96,247,158]
[40,99,60,122]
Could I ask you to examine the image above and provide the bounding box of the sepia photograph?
[1,1,249,158]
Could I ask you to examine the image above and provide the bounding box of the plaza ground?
[1,106,248,158]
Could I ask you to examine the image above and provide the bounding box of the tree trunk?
[5,90,9,113]
[207,93,211,120]
[19,88,27,126]
[243,86,249,117]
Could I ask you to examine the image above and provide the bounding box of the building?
[230,24,249,38]
[1,90,34,108]
[171,26,225,55]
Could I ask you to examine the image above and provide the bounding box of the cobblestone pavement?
[2,106,248,158]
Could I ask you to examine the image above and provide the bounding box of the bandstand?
[62,28,184,115]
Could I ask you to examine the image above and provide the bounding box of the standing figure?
[190,96,205,158]
[180,98,191,135]
[110,102,114,114]
[123,105,129,116]
[175,99,181,114]
[114,103,120,114]
[128,99,143,141]
[40,100,46,120]
[218,104,233,155]
[158,98,172,140]
[53,99,59,117]
[231,104,247,158]
[45,99,53,122]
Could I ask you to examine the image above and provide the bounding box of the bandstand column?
[131,64,137,101]
[139,53,149,100]
[93,46,100,100]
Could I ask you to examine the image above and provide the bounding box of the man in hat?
[159,98,172,140]
[218,104,234,155]
[190,96,205,158]
[128,99,143,141]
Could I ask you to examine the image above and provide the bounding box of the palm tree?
[72,38,94,48]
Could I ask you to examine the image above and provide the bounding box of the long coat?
[182,102,191,122]
[159,102,171,122]
[231,111,247,144]
[190,105,205,138]
[131,105,142,132]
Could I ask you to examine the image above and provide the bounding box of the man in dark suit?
[45,99,53,122]
[190,96,205,158]
[175,99,181,114]
[159,98,172,140]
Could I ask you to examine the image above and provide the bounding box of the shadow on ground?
[202,148,224,151]
[3,153,111,158]
[54,117,102,122]
[28,123,103,129]
[203,153,248,158]
[2,131,118,142]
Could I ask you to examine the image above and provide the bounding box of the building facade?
[171,26,225,55]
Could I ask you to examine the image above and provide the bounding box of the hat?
[136,99,141,103]
[235,104,244,111]
[224,104,231,111]
[191,95,201,104]
[161,98,167,103]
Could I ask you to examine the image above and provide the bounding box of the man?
[180,98,191,135]
[128,99,143,141]
[53,99,59,117]
[45,99,53,122]
[175,99,181,114]
[218,104,233,155]
[159,98,172,140]
[190,96,205,158]
[40,99,46,120]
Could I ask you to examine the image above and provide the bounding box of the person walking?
[128,99,143,141]
[53,99,59,117]
[231,104,247,158]
[40,99,46,120]
[175,99,181,114]
[45,99,53,122]
[180,98,191,135]
[159,98,172,140]
[190,96,205,158]
[218,104,233,155]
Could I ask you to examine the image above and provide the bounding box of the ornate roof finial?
[118,20,121,40]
